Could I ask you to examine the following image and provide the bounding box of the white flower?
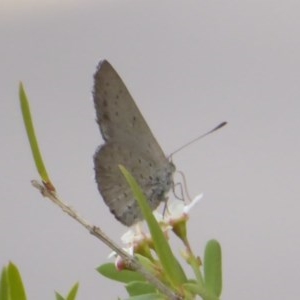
[108,193,203,256]
[121,226,147,245]
[183,193,203,214]
[165,193,203,221]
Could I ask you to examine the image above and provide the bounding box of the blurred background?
[1,0,300,299]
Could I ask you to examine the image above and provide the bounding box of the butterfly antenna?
[169,121,227,158]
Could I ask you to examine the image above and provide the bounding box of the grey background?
[1,1,300,299]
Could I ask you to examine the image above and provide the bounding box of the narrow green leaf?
[134,254,157,272]
[55,292,65,300]
[0,267,9,300]
[7,262,27,300]
[119,166,187,286]
[184,282,219,300]
[19,83,55,191]
[66,282,79,300]
[204,240,222,297]
[97,263,145,283]
[182,282,200,295]
[126,281,156,296]
[125,293,165,300]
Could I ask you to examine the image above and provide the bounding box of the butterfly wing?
[94,141,174,226]
[93,60,166,162]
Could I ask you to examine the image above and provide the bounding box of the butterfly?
[93,60,175,226]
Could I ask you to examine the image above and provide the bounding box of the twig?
[31,180,182,300]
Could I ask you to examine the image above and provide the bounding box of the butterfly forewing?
[93,61,166,160]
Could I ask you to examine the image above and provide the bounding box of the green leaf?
[134,254,157,273]
[7,262,27,300]
[204,240,222,297]
[125,293,165,300]
[119,166,187,287]
[182,282,200,295]
[19,83,54,190]
[0,266,9,300]
[97,263,145,283]
[66,282,79,300]
[126,281,156,296]
[55,292,65,300]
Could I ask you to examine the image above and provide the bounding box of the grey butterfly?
[93,60,175,226]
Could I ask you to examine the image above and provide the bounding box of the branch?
[31,180,182,300]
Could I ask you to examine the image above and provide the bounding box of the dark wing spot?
[102,113,110,121]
